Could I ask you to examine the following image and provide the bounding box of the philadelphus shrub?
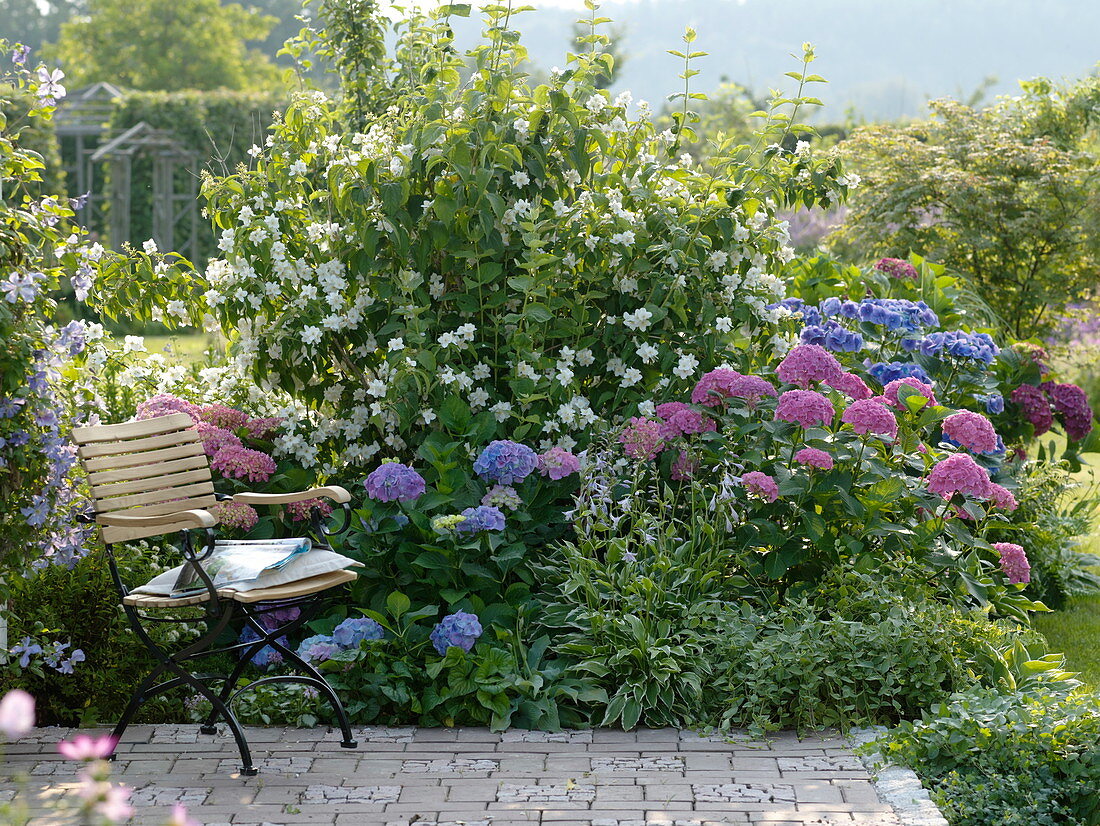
[195,2,850,468]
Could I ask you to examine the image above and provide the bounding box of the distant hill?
[445,0,1100,120]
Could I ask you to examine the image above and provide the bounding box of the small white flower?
[516,361,537,380]
[490,401,513,422]
[556,366,574,386]
[576,349,595,366]
[142,238,158,255]
[714,316,734,333]
[472,363,491,380]
[620,368,643,387]
[838,172,861,189]
[387,337,404,351]
[367,379,387,397]
[637,343,659,364]
[638,400,656,417]
[794,140,811,157]
[673,353,699,380]
[122,335,147,354]
[510,170,530,187]
[420,409,437,424]
[468,387,489,409]
[288,160,308,176]
[622,307,654,332]
[301,325,322,346]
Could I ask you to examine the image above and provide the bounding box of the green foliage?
[1,543,178,725]
[50,0,281,92]
[833,75,1100,337]
[878,680,1100,826]
[310,594,603,729]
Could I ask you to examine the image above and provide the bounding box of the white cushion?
[132,549,362,596]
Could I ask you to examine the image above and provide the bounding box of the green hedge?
[106,89,283,262]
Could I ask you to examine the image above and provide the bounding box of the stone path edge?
[846,728,949,826]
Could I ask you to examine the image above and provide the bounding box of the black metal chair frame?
[94,501,358,775]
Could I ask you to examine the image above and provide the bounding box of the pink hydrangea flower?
[776,344,843,389]
[196,421,243,457]
[883,378,937,411]
[690,369,776,408]
[741,471,779,502]
[135,394,200,422]
[841,399,899,440]
[994,542,1030,584]
[246,416,284,440]
[670,450,698,481]
[211,445,277,483]
[827,371,874,400]
[537,447,581,480]
[795,447,834,470]
[775,390,835,429]
[655,402,715,439]
[199,404,249,431]
[211,500,260,531]
[874,257,919,280]
[285,498,334,522]
[619,417,666,461]
[942,411,998,453]
[926,453,993,500]
[987,483,1018,512]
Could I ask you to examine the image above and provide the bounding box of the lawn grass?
[140,332,220,364]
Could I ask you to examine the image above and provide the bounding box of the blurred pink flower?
[58,733,117,761]
[0,689,35,738]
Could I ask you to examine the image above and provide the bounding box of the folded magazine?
[171,537,313,596]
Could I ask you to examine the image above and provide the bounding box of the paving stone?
[592,756,685,772]
[501,730,594,744]
[301,784,401,804]
[402,758,500,773]
[776,756,863,773]
[129,786,210,806]
[496,782,596,803]
[693,783,797,804]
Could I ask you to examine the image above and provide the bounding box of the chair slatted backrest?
[72,413,216,544]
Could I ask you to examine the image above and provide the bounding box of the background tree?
[570,19,626,89]
[0,0,83,57]
[832,75,1100,338]
[50,0,280,91]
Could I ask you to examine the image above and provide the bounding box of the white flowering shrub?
[183,3,848,468]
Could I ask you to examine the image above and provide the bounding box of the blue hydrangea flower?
[430,611,483,655]
[820,297,842,317]
[472,441,538,485]
[917,331,999,365]
[239,626,287,668]
[868,362,932,386]
[454,505,506,533]
[332,617,385,648]
[983,393,1005,415]
[298,634,341,663]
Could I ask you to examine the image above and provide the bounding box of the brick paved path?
[1,725,905,825]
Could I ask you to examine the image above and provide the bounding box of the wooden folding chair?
[72,412,360,774]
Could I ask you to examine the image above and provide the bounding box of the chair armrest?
[96,509,216,530]
[230,486,352,506]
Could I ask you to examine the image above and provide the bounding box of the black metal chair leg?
[108,663,170,757]
[267,635,357,749]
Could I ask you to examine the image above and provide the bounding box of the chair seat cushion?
[131,548,362,597]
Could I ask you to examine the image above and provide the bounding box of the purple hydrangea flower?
[364,462,426,502]
[430,612,483,655]
[332,617,385,648]
[472,440,538,484]
[454,505,506,534]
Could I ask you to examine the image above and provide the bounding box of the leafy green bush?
[2,542,180,725]
[879,683,1100,826]
[989,460,1100,608]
